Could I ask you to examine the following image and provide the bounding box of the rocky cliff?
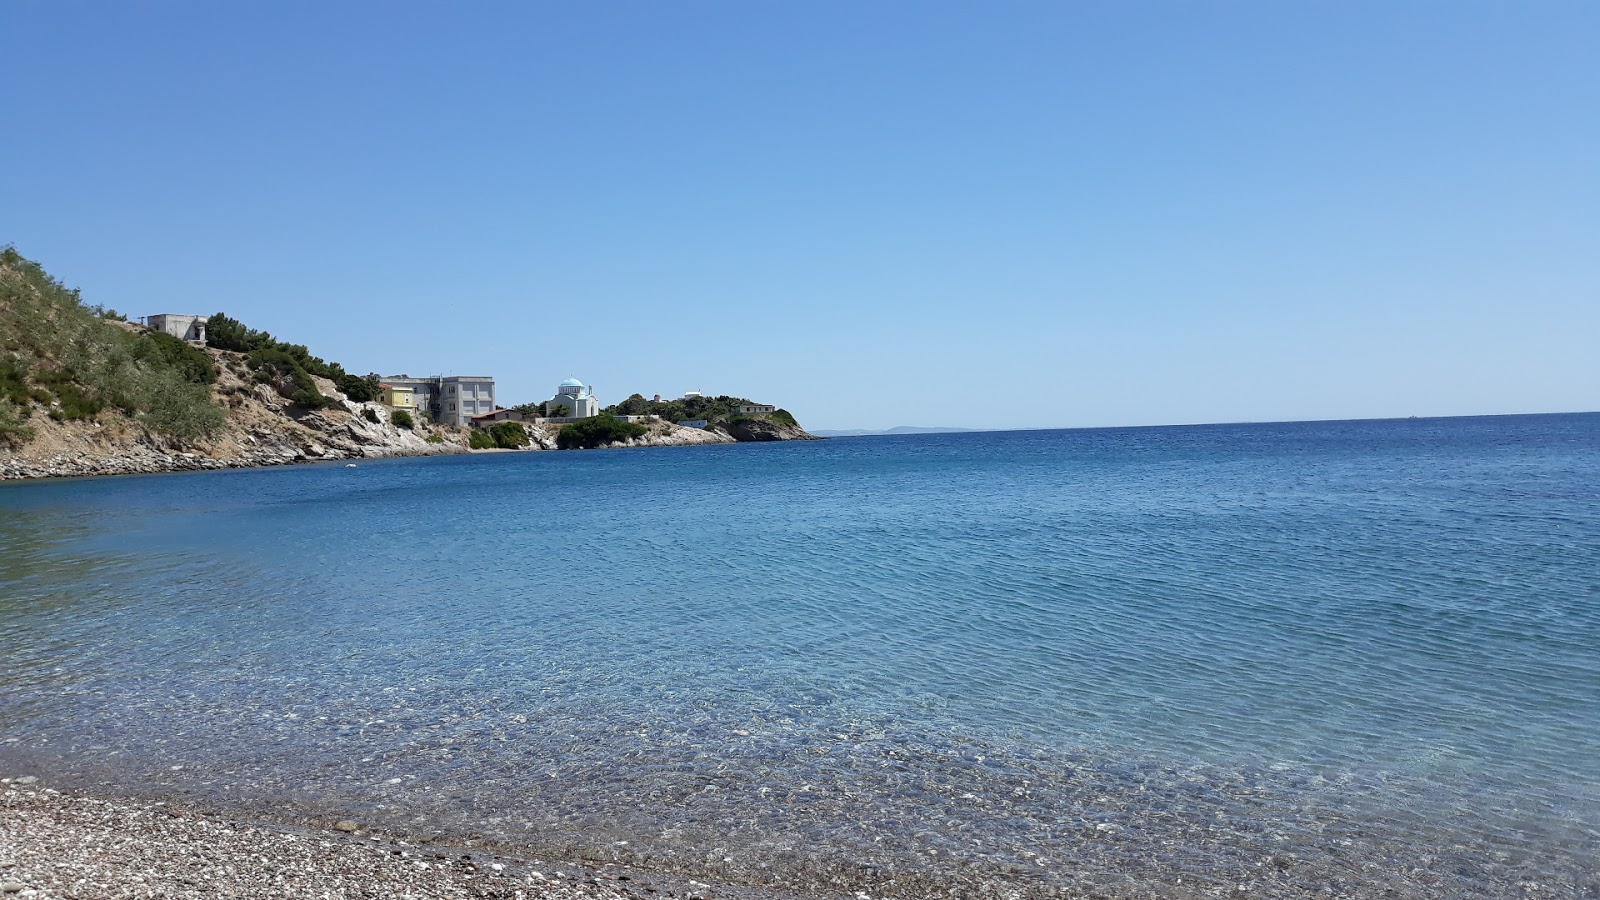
[0,347,467,481]
[721,416,824,442]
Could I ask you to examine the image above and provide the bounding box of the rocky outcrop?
[603,421,737,449]
[0,352,467,481]
[721,416,823,442]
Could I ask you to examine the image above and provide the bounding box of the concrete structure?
[380,383,416,410]
[544,378,599,419]
[737,404,777,414]
[380,375,496,426]
[678,419,709,429]
[144,314,207,345]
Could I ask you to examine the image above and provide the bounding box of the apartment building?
[380,375,496,426]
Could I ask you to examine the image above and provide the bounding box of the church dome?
[559,378,584,388]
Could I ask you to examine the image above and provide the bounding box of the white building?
[544,378,599,419]
[144,314,207,345]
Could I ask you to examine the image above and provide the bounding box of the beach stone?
[334,820,359,833]
[13,776,37,786]
[0,883,23,894]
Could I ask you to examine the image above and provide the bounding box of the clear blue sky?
[4,2,1596,431]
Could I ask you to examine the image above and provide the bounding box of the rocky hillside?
[0,349,467,480]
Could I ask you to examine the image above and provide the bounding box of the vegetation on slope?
[470,420,531,450]
[603,393,797,429]
[0,247,225,446]
[207,313,380,404]
[557,414,648,449]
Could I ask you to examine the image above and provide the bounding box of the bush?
[0,398,33,445]
[391,409,414,429]
[0,357,32,408]
[338,373,381,403]
[140,380,226,442]
[134,331,216,385]
[468,430,495,449]
[488,420,530,449]
[557,414,647,450]
[362,407,379,423]
[248,347,333,408]
[426,433,444,444]
[205,313,259,352]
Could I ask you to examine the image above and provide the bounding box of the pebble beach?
[0,783,821,900]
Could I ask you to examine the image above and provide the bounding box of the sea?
[1,413,1596,898]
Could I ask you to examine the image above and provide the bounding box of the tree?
[547,403,570,418]
[557,414,647,450]
[205,313,258,352]
[391,409,414,429]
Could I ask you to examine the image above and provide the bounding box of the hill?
[603,393,821,441]
[0,248,464,479]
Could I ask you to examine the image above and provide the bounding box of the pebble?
[0,883,22,894]
[334,820,359,833]
[13,777,37,786]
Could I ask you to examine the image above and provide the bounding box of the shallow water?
[2,414,1597,897]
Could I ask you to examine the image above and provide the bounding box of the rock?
[721,416,822,443]
[0,882,23,893]
[13,776,37,786]
[334,820,359,833]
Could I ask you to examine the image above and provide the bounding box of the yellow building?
[380,383,416,410]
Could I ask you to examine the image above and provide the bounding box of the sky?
[3,2,1596,431]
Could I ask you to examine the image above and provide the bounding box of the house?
[144,314,207,345]
[543,378,599,419]
[380,374,496,426]
[678,419,709,429]
[737,404,777,414]
[380,383,416,410]
[470,409,526,426]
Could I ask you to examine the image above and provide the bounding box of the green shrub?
[134,331,216,385]
[0,398,33,445]
[204,313,259,352]
[338,373,381,403]
[140,380,226,442]
[47,382,104,421]
[426,433,444,444]
[0,357,32,408]
[468,430,495,449]
[391,409,415,429]
[488,420,530,449]
[248,347,333,408]
[362,407,379,423]
[557,414,647,450]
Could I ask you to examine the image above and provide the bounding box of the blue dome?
[559,378,584,387]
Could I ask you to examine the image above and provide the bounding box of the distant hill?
[812,425,978,437]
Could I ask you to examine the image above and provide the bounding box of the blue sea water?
[1,413,1597,897]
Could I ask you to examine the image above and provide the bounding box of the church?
[543,378,599,419]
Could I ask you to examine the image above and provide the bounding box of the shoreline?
[0,782,846,900]
[0,419,806,484]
